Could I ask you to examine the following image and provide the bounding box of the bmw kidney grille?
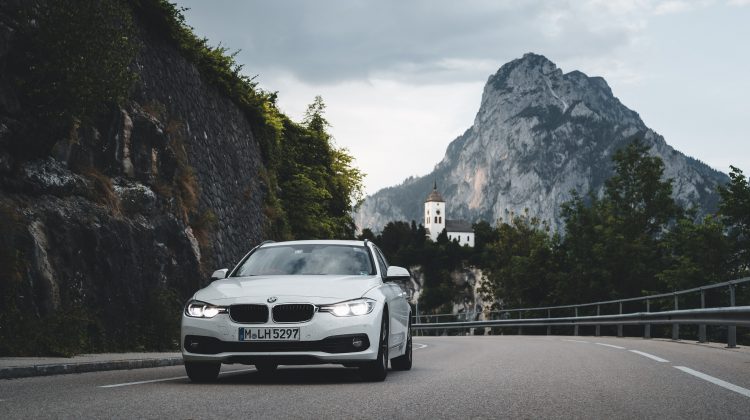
[229,304,269,323]
[272,304,316,323]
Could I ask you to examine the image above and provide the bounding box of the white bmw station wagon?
[181,239,413,382]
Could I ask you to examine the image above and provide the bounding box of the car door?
[372,246,409,349]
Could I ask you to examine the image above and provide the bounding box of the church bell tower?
[424,181,445,242]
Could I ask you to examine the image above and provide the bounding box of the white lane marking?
[674,366,750,398]
[562,339,590,343]
[595,342,626,349]
[99,368,255,388]
[413,343,428,350]
[629,350,669,363]
[100,375,187,388]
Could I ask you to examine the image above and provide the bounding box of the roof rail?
[259,240,275,247]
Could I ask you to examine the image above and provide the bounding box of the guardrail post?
[727,283,737,348]
[644,299,651,339]
[595,305,601,337]
[546,309,551,336]
[574,307,579,336]
[415,307,420,337]
[698,289,707,343]
[518,312,523,336]
[617,302,623,337]
[672,294,679,341]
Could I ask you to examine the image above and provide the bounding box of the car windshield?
[232,244,375,276]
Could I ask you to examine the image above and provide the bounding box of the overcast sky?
[175,0,750,195]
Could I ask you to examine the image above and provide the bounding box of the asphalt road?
[1,336,749,419]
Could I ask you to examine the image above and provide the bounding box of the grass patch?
[79,166,122,215]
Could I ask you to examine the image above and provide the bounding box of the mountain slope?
[355,53,727,232]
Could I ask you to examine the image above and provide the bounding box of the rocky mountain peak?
[354,53,727,233]
[479,53,637,129]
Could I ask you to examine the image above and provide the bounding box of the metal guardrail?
[413,277,750,348]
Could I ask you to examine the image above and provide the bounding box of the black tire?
[360,310,389,382]
[185,361,220,383]
[255,362,278,375]
[391,319,412,371]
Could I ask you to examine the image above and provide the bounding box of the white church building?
[424,182,475,247]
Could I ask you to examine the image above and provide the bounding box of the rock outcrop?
[355,53,728,232]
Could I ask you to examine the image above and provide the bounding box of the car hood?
[193,274,382,304]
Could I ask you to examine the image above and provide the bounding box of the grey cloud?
[176,0,638,84]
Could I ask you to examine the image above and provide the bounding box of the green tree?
[379,221,414,258]
[479,212,560,308]
[470,220,500,266]
[657,215,731,290]
[559,139,682,300]
[276,97,364,239]
[558,192,617,302]
[718,166,750,276]
[357,228,377,242]
[303,95,329,134]
[605,139,681,236]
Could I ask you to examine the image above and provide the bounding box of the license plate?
[239,327,300,341]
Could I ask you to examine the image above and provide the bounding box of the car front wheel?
[360,310,389,382]
[185,361,220,382]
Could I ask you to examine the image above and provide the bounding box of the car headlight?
[184,300,227,318]
[319,298,376,317]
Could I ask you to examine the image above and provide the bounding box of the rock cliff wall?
[0,4,266,354]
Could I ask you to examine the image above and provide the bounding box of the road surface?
[1,336,748,419]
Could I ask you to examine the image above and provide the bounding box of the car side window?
[377,247,390,267]
[372,246,388,277]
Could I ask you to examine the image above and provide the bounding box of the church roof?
[446,219,473,232]
[425,181,445,203]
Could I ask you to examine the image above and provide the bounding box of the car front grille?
[229,304,269,323]
[272,304,315,323]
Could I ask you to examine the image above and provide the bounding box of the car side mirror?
[210,268,229,281]
[385,266,411,282]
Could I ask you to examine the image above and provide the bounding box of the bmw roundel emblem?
[267,296,277,303]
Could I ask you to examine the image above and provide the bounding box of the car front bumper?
[181,308,381,364]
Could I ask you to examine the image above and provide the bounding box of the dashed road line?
[629,350,669,363]
[674,366,750,398]
[413,343,429,350]
[595,342,626,350]
[563,338,748,398]
[99,368,255,388]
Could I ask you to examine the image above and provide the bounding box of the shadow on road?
[212,366,408,385]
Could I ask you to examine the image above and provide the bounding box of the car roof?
[260,239,368,248]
